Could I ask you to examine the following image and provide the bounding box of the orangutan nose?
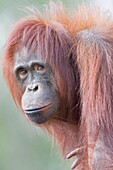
[27,83,39,92]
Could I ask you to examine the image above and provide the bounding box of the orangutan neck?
[45,119,79,157]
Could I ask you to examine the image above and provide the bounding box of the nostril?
[33,85,38,92]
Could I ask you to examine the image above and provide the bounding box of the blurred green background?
[0,0,88,170]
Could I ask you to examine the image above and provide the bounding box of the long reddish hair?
[3,3,113,169]
[71,6,113,168]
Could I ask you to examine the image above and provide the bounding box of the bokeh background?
[0,0,113,170]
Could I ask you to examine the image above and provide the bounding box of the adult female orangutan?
[2,2,113,170]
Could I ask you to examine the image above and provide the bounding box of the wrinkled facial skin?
[14,48,61,124]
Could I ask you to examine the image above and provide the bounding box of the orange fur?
[3,3,113,170]
[71,6,113,169]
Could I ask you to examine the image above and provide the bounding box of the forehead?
[14,47,46,65]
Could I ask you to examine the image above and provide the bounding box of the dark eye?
[18,69,28,80]
[34,64,45,72]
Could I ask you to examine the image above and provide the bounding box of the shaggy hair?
[3,2,113,170]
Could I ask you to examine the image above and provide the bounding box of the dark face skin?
[14,48,61,124]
